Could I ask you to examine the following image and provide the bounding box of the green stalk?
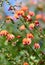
[29,45,41,59]
[0,21,5,31]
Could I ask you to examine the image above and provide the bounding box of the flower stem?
[29,45,41,59]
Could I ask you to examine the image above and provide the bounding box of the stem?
[20,18,30,33]
[29,45,41,59]
[0,21,5,31]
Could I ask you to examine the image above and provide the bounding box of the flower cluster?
[0,30,15,41]
[0,0,45,65]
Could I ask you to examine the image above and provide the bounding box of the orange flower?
[29,23,35,30]
[29,11,35,16]
[16,35,21,38]
[27,33,34,39]
[22,38,31,45]
[19,25,26,31]
[0,30,8,36]
[7,34,15,41]
[36,14,42,20]
[34,43,40,49]
[14,14,19,19]
[20,10,24,16]
[16,10,24,16]
[23,62,29,65]
[21,6,28,12]
[15,10,21,15]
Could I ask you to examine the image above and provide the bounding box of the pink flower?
[7,34,15,41]
[34,43,40,49]
[29,11,35,16]
[29,23,35,30]
[26,15,32,21]
[35,20,39,26]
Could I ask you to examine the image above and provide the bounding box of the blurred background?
[1,0,45,16]
[0,0,45,27]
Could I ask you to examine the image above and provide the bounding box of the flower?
[19,10,24,16]
[27,15,31,19]
[16,10,24,16]
[29,23,35,30]
[36,14,42,20]
[16,35,21,38]
[23,62,29,65]
[0,30,8,36]
[29,11,35,16]
[34,43,40,49]
[7,34,15,41]
[19,25,26,31]
[26,15,32,21]
[14,14,19,19]
[27,33,34,39]
[35,20,39,26]
[21,6,28,12]
[22,38,31,45]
